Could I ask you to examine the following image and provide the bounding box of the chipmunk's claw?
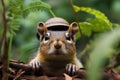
[66,64,78,76]
[29,58,41,69]
[29,58,44,76]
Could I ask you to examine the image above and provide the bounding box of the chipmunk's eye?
[65,32,72,43]
[44,32,50,41]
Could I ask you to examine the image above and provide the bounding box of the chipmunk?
[29,17,83,76]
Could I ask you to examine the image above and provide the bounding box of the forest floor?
[0,60,120,80]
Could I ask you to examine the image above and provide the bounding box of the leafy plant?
[73,5,112,37]
[1,0,119,79]
[87,27,120,80]
[0,0,55,79]
[6,0,55,61]
[7,0,55,36]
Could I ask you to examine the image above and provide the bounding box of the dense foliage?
[0,0,120,80]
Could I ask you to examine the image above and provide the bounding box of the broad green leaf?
[79,22,92,36]
[87,18,111,32]
[73,5,111,26]
[73,5,112,37]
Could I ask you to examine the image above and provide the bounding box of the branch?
[0,0,8,53]
[0,0,9,80]
[0,60,86,80]
[69,0,82,36]
[0,60,120,80]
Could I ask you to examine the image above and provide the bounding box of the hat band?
[46,22,69,27]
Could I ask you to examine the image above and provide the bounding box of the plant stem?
[1,0,9,79]
[69,0,82,36]
[2,38,9,80]
[0,0,8,54]
[8,34,13,57]
[49,9,56,17]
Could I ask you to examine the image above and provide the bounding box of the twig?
[9,61,32,72]
[69,0,82,36]
[1,60,119,80]
[13,69,25,80]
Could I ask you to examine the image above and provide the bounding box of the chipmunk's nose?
[54,43,61,49]
[54,40,62,49]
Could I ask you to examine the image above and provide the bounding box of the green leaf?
[73,5,112,37]
[73,5,111,25]
[8,0,24,17]
[87,28,120,80]
[23,1,51,16]
[87,18,111,31]
[79,22,92,36]
[7,0,53,36]
[7,20,20,35]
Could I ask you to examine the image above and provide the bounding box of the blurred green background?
[0,0,120,63]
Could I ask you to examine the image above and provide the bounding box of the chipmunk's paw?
[29,59,40,68]
[29,58,41,70]
[29,58,43,76]
[66,64,78,76]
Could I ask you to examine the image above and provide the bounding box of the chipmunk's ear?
[68,22,78,36]
[36,22,47,40]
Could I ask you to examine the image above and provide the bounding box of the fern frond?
[8,20,20,35]
[9,0,24,16]
[23,1,51,16]
[7,0,53,35]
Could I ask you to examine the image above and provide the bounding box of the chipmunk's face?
[37,22,78,61]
